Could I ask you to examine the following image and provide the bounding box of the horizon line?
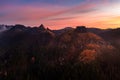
[0,23,120,30]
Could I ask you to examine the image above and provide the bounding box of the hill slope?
[0,25,118,80]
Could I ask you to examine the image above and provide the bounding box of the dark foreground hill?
[0,24,120,80]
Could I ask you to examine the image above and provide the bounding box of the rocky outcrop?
[75,26,87,33]
[39,24,46,31]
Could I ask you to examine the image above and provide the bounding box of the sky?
[0,0,120,29]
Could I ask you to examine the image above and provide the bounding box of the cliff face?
[46,26,113,64]
[0,25,113,64]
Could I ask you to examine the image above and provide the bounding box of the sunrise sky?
[0,0,120,29]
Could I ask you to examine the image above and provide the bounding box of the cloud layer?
[0,0,120,29]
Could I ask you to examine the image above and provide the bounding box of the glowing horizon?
[0,0,120,29]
